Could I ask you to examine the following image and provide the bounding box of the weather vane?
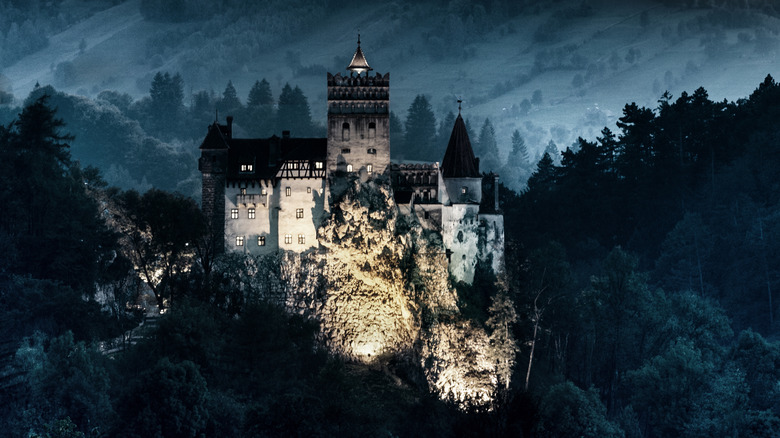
[457,98,462,115]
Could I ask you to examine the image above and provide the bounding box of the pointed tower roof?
[347,34,372,75]
[441,113,480,178]
[199,121,229,149]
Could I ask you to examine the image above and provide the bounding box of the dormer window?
[240,164,253,172]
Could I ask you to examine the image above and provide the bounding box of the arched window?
[342,122,350,141]
[346,164,353,172]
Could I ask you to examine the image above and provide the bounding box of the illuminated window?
[342,122,350,141]
[342,148,351,154]
[230,208,239,219]
[236,236,244,246]
[307,187,312,193]
[296,208,304,219]
[315,161,323,169]
[261,188,267,195]
[319,188,324,195]
[284,234,292,244]
[346,164,353,172]
[240,187,246,195]
[461,186,468,195]
[367,148,376,154]
[290,162,299,170]
[298,234,305,244]
[367,164,373,174]
[248,208,255,219]
[257,236,265,246]
[285,187,291,196]
[240,164,253,172]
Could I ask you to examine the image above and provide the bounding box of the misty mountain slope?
[3,0,780,181]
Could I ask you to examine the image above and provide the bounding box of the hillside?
[2,0,780,172]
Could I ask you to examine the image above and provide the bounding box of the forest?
[0,69,779,436]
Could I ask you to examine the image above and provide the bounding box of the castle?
[199,38,504,283]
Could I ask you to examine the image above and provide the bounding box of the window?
[342,122,350,141]
[230,208,239,219]
[367,164,373,174]
[319,188,324,195]
[240,187,246,195]
[289,162,299,170]
[257,236,266,246]
[368,122,376,139]
[307,187,312,193]
[315,161,323,169]
[346,164,353,172]
[341,148,351,154]
[296,208,304,219]
[261,188,267,195]
[285,187,291,196]
[248,208,255,219]
[284,234,292,244]
[298,234,305,244]
[461,186,468,195]
[240,164,253,172]
[236,236,244,246]
[367,148,376,154]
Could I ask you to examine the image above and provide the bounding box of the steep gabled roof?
[347,36,372,75]
[199,122,229,149]
[441,114,479,178]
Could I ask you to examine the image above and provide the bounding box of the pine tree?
[277,83,313,136]
[403,94,436,161]
[544,139,560,165]
[219,80,242,114]
[247,79,273,107]
[477,118,501,172]
[510,129,530,168]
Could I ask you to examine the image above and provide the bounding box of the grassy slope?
[4,0,780,168]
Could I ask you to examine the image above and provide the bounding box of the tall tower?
[198,122,229,253]
[326,36,390,176]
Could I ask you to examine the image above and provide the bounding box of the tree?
[535,381,623,438]
[403,94,437,161]
[114,189,205,311]
[543,140,559,164]
[509,129,530,167]
[477,118,501,172]
[276,83,313,136]
[148,71,185,136]
[218,80,242,115]
[247,79,273,107]
[486,291,518,391]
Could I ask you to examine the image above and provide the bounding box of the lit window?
[298,234,305,244]
[296,208,304,219]
[240,164,253,172]
[342,148,351,154]
[346,164,353,172]
[307,187,312,193]
[261,188,267,195]
[367,148,376,154]
[248,208,255,219]
[284,234,292,244]
[290,162,299,170]
[461,186,468,195]
[236,236,244,246]
[240,187,246,195]
[231,208,239,219]
[257,236,265,246]
[286,187,291,196]
[315,161,323,169]
[367,164,373,174]
[319,188,324,195]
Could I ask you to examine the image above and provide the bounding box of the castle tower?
[326,36,390,176]
[440,112,482,205]
[198,121,230,253]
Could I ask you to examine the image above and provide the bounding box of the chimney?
[282,130,290,139]
[493,174,500,212]
[226,116,233,139]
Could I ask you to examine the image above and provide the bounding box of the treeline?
[500,76,780,436]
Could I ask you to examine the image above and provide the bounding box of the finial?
[457,98,462,115]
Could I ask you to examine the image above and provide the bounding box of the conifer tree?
[219,80,242,115]
[478,118,501,172]
[510,129,530,168]
[247,79,273,107]
[277,83,313,136]
[403,94,436,161]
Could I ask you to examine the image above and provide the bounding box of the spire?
[347,33,372,75]
[441,113,479,178]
